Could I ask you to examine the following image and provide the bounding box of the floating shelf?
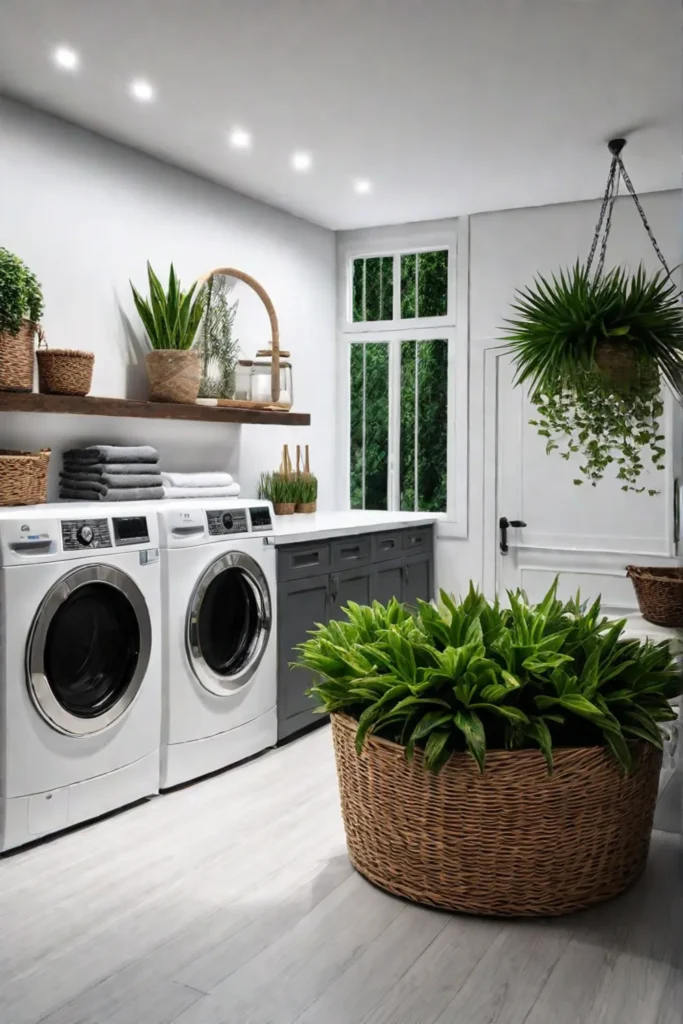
[0,392,310,426]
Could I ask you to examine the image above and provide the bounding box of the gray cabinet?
[276,525,434,742]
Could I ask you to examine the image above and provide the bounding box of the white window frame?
[336,218,469,538]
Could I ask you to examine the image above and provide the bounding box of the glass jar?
[250,347,293,409]
[234,360,253,401]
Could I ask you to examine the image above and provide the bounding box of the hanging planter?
[502,140,683,494]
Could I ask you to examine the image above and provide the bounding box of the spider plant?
[130,262,205,350]
[295,580,679,775]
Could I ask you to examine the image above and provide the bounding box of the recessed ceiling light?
[129,78,155,103]
[53,45,80,72]
[354,178,372,195]
[228,127,252,150]
[291,150,312,172]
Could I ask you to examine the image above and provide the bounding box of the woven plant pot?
[0,449,50,506]
[594,340,641,390]
[146,350,200,404]
[0,319,38,392]
[37,348,94,396]
[331,713,661,917]
[627,565,683,627]
[296,501,317,513]
[273,502,296,516]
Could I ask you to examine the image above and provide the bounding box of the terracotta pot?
[146,350,200,404]
[0,319,37,392]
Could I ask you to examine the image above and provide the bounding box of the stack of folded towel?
[60,445,164,502]
[161,471,240,499]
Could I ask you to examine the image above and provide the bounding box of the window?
[340,223,467,532]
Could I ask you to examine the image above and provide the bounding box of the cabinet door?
[330,565,372,615]
[371,557,405,606]
[403,552,434,608]
[277,574,329,741]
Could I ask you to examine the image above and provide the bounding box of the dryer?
[0,503,162,852]
[157,499,277,788]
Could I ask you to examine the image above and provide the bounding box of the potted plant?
[0,247,44,392]
[503,263,683,493]
[296,581,678,916]
[257,470,298,515]
[131,262,205,404]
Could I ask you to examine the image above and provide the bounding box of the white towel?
[162,483,241,499]
[161,471,234,488]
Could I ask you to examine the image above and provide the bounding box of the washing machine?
[0,502,162,852]
[157,498,277,788]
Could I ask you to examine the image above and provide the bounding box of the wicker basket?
[37,341,94,396]
[0,449,50,506]
[0,319,39,392]
[296,501,317,513]
[331,713,661,917]
[627,565,683,627]
[594,340,640,389]
[273,502,296,516]
[146,350,200,404]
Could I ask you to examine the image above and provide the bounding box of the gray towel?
[60,473,164,490]
[60,486,164,502]
[61,462,160,477]
[63,445,159,465]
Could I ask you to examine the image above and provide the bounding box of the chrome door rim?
[186,550,272,695]
[26,565,152,736]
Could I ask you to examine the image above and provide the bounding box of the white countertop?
[271,510,439,545]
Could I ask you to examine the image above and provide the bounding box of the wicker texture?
[331,713,661,917]
[594,340,639,388]
[296,501,317,513]
[37,348,94,396]
[146,350,200,404]
[273,502,296,516]
[0,449,50,506]
[0,319,37,392]
[627,565,683,627]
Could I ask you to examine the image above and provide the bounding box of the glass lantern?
[234,360,253,401]
[250,346,293,409]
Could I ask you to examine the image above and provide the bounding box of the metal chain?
[616,156,676,282]
[595,161,620,280]
[586,155,618,276]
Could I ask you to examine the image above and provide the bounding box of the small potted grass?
[257,470,298,515]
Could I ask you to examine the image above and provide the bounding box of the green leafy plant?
[503,263,683,491]
[296,581,678,775]
[257,471,299,505]
[296,475,318,504]
[196,273,240,398]
[130,262,205,350]
[0,247,44,335]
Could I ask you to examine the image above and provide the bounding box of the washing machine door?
[26,565,152,736]
[186,550,272,695]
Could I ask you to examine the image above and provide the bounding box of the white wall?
[0,98,336,503]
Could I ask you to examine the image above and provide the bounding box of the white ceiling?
[0,0,680,230]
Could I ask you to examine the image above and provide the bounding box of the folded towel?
[162,483,241,499]
[62,461,161,477]
[63,445,159,465]
[60,472,164,490]
[60,486,164,502]
[160,471,234,488]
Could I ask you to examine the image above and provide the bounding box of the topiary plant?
[0,247,44,336]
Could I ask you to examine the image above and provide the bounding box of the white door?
[484,347,680,615]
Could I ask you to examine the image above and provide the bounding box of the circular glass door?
[26,565,152,736]
[186,551,272,695]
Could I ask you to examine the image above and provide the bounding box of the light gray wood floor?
[1,726,680,1024]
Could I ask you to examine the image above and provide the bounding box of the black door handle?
[499,517,527,555]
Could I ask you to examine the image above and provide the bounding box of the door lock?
[499,517,526,555]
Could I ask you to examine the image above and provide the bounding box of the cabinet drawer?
[402,526,433,555]
[331,534,371,570]
[278,541,331,581]
[371,531,403,562]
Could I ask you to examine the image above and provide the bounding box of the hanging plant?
[502,139,683,494]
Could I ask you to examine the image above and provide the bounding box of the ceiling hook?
[607,138,627,157]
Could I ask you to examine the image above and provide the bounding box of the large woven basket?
[331,713,661,917]
[627,565,683,627]
[146,350,200,404]
[37,344,94,396]
[0,319,39,392]
[0,449,50,506]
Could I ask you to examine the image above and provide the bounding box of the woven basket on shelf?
[627,565,683,627]
[36,338,94,397]
[146,350,201,404]
[0,449,50,506]
[331,712,661,917]
[0,319,39,392]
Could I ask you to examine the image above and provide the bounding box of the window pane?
[401,254,416,319]
[400,340,416,511]
[365,257,381,321]
[417,339,448,512]
[352,259,364,322]
[381,256,393,319]
[418,250,448,317]
[349,344,364,508]
[364,344,389,509]
[352,256,393,323]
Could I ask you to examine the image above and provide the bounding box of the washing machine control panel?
[249,506,273,532]
[61,518,112,550]
[207,509,248,536]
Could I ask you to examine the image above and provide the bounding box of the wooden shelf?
[0,392,310,426]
